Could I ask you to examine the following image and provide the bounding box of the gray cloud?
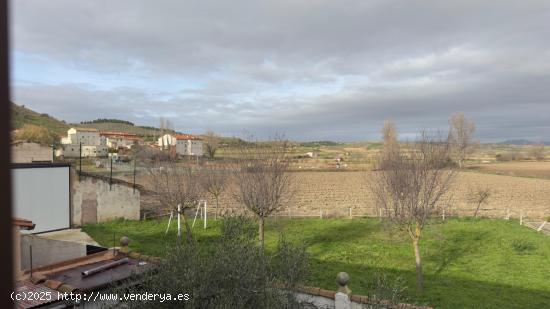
[10,0,550,141]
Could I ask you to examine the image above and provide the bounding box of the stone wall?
[72,171,140,226]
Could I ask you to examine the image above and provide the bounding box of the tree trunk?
[181,213,194,244]
[413,238,423,293]
[258,216,265,248]
[215,196,219,220]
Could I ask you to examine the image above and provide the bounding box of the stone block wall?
[72,171,140,226]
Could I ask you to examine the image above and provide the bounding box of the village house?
[59,127,108,157]
[158,133,203,156]
[100,131,142,149]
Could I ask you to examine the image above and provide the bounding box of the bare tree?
[379,120,399,169]
[159,117,173,133]
[201,164,228,220]
[467,187,491,218]
[158,117,174,142]
[233,139,294,247]
[530,143,545,161]
[370,131,457,293]
[148,161,203,244]
[448,113,476,168]
[204,130,220,159]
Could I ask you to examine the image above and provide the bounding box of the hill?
[11,104,180,142]
[498,139,550,146]
[76,122,171,141]
[11,103,70,136]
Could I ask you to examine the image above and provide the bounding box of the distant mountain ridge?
[498,139,550,146]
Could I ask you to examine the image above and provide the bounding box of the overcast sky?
[9,0,550,141]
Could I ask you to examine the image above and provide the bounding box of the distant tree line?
[80,119,135,126]
[299,140,340,147]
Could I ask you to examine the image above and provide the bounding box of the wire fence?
[142,204,549,223]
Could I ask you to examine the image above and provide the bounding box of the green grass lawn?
[83,218,550,309]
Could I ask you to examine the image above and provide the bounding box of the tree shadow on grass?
[269,218,402,247]
[426,229,490,275]
[307,258,550,309]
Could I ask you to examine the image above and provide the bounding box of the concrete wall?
[20,235,86,270]
[72,172,140,226]
[11,142,52,163]
[294,292,335,308]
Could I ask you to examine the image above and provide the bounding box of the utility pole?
[79,142,82,174]
[133,159,136,194]
[109,155,113,190]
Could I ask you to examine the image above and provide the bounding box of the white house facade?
[59,128,108,157]
[158,133,203,156]
[158,134,176,149]
[100,132,141,149]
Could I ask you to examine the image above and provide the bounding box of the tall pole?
[203,200,207,229]
[51,142,55,162]
[109,155,113,190]
[79,142,82,174]
[133,159,136,194]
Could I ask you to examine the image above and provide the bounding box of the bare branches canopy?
[147,161,203,243]
[448,113,476,168]
[233,139,293,247]
[204,130,220,159]
[379,120,399,169]
[201,164,228,219]
[370,130,457,293]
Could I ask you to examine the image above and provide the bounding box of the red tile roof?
[100,131,139,138]
[174,134,202,141]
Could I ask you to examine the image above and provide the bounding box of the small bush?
[113,216,309,309]
[495,152,525,162]
[511,238,536,254]
[365,273,408,308]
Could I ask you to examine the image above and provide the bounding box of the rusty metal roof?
[45,256,151,292]
[16,251,156,308]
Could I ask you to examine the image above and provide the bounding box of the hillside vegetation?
[11,104,172,141]
[76,122,169,139]
[11,103,69,136]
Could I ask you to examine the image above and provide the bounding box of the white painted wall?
[12,165,71,233]
[158,134,176,149]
